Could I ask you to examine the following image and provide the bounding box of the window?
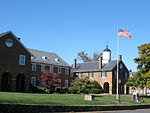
[58,67,62,74]
[65,80,69,87]
[50,66,54,72]
[41,65,45,72]
[31,77,36,86]
[125,73,128,79]
[65,68,69,75]
[88,72,93,78]
[39,80,43,87]
[19,55,26,65]
[32,64,36,71]
[101,72,107,78]
[78,73,82,78]
[120,63,123,69]
[70,73,73,77]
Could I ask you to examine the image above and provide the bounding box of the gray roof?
[29,49,69,67]
[74,60,117,72]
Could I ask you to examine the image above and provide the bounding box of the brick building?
[0,31,71,92]
[73,46,129,94]
[29,49,70,87]
[0,31,31,92]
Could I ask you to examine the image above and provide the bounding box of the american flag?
[118,29,131,38]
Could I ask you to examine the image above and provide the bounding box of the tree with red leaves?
[41,69,60,88]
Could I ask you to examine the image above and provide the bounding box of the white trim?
[19,55,26,65]
[58,67,62,74]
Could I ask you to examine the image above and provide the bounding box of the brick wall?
[0,32,31,92]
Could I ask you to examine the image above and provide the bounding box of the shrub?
[55,87,62,93]
[89,88,102,94]
[73,77,102,94]
[61,87,68,94]
[54,87,69,94]
[30,85,46,93]
[68,87,78,94]
[91,81,102,89]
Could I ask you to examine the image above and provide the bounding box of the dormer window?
[31,56,36,60]
[55,58,59,62]
[42,56,48,60]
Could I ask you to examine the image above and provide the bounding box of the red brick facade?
[73,46,129,94]
[0,31,71,92]
[0,32,31,92]
[31,63,70,87]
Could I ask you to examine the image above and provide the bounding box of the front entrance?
[1,72,11,91]
[16,74,25,92]
[103,82,109,93]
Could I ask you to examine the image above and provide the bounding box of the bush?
[68,87,78,94]
[54,87,69,94]
[30,85,46,93]
[55,87,62,93]
[61,87,68,94]
[89,88,102,94]
[91,81,102,89]
[73,77,102,94]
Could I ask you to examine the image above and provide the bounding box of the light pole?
[118,79,121,103]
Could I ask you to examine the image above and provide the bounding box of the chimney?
[118,55,122,61]
[73,59,77,69]
[99,57,103,69]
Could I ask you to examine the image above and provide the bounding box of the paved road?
[73,109,150,113]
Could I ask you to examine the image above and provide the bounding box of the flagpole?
[116,27,119,100]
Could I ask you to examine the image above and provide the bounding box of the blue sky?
[0,0,150,71]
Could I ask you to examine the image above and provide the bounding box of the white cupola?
[102,45,111,64]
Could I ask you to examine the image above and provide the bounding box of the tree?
[77,51,91,62]
[41,70,60,88]
[77,51,102,62]
[127,43,150,89]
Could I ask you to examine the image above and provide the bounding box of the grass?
[0,92,150,105]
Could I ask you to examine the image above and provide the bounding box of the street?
[74,109,150,113]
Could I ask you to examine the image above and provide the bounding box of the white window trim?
[32,64,36,71]
[50,66,54,72]
[65,80,69,87]
[31,77,36,86]
[125,73,128,79]
[65,68,69,75]
[88,72,93,78]
[19,55,26,65]
[41,65,45,72]
[101,72,107,78]
[58,67,62,74]
[78,73,82,78]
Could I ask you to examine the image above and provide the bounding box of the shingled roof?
[29,49,69,67]
[73,60,117,72]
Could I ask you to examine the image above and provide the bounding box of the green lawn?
[0,92,150,105]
